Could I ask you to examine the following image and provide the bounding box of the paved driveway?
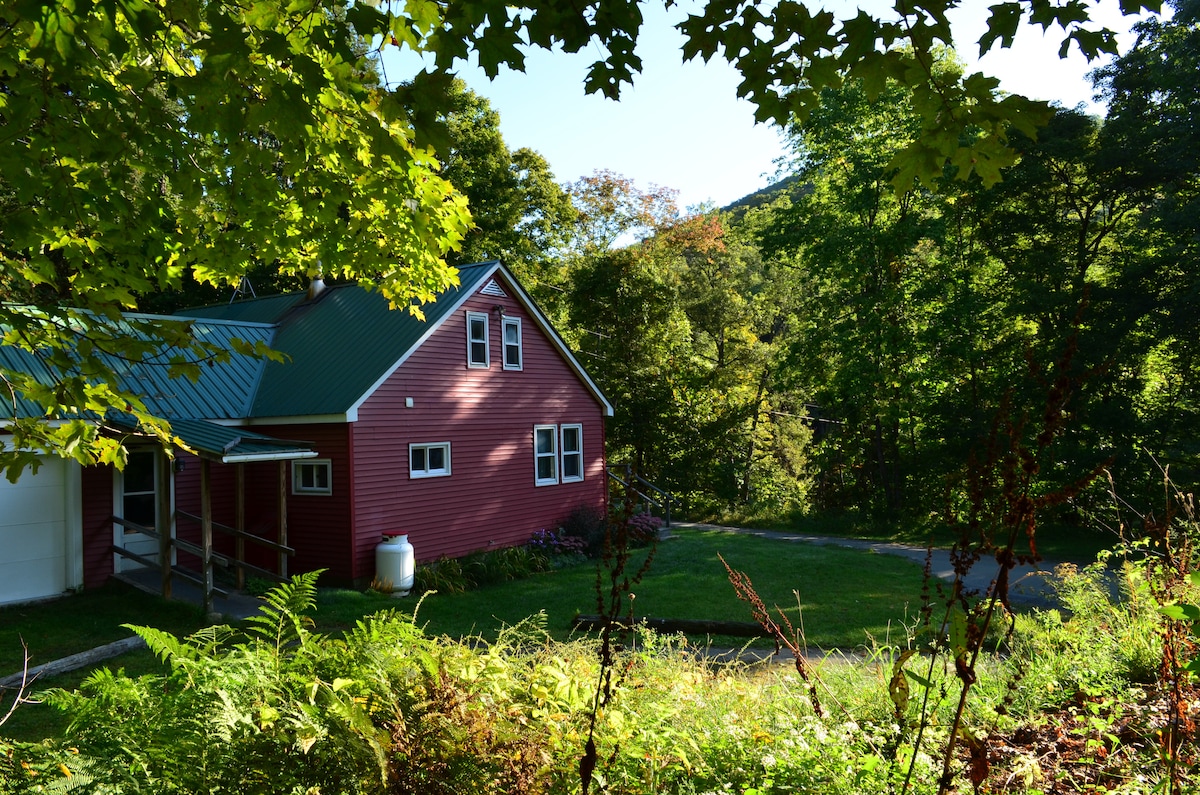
[671,521,1076,610]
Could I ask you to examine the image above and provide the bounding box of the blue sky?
[382,2,1152,211]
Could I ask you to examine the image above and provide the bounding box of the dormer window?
[466,311,489,367]
[503,316,522,370]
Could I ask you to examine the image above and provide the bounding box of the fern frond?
[185,623,237,654]
[125,625,197,668]
[243,570,324,650]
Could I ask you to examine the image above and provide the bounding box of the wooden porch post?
[277,461,288,579]
[157,450,173,600]
[200,458,214,616]
[235,463,245,591]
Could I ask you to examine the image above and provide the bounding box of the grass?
[0,525,1059,743]
[0,580,208,677]
[1,582,210,744]
[317,529,929,650]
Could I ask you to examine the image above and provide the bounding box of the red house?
[0,262,612,603]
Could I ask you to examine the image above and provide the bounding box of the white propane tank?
[375,534,415,594]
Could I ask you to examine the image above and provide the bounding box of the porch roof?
[113,417,318,464]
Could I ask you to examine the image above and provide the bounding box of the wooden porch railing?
[110,513,293,614]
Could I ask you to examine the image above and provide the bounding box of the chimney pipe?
[307,277,326,300]
[307,261,325,300]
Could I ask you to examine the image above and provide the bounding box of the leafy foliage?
[0,0,469,477]
[2,0,1171,477]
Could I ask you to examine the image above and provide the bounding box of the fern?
[243,570,324,652]
[124,625,198,668]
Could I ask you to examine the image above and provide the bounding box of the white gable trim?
[345,262,615,418]
[344,264,500,420]
[499,270,615,417]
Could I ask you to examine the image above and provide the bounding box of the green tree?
[0,0,470,476]
[568,209,808,516]
[566,169,680,254]
[437,81,577,292]
[1,0,1168,478]
[568,244,691,480]
[763,75,955,515]
[1091,0,1200,490]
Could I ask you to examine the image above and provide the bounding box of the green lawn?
[318,529,930,651]
[0,528,942,743]
[0,581,208,677]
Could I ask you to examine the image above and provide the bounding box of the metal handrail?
[606,465,678,527]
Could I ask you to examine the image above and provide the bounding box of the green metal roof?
[0,313,275,421]
[167,419,316,463]
[4,260,612,427]
[179,261,500,417]
[109,417,316,462]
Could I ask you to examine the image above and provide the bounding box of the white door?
[113,450,165,572]
[0,456,83,605]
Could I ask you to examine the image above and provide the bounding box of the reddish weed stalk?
[579,479,658,795]
[719,553,824,716]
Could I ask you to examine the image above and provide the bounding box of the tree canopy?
[0,0,1169,477]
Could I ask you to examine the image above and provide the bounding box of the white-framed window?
[410,442,451,478]
[561,424,584,482]
[502,316,522,370]
[466,311,489,367]
[534,425,558,486]
[293,460,332,495]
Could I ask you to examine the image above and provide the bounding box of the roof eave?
[343,262,615,418]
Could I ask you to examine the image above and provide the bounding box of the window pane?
[505,344,520,367]
[124,494,156,528]
[536,428,555,454]
[411,448,426,472]
[469,317,486,340]
[471,341,487,362]
[537,456,556,481]
[563,455,581,479]
[300,465,315,489]
[428,446,445,471]
[125,452,155,493]
[316,465,329,490]
[505,323,519,344]
[562,427,580,452]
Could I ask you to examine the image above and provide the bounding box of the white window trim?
[502,316,523,371]
[466,310,489,368]
[534,425,558,486]
[410,442,452,479]
[292,459,332,496]
[561,423,584,483]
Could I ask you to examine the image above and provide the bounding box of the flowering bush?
[528,528,588,558]
[626,513,664,546]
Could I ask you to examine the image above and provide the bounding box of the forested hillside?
[479,12,1199,530]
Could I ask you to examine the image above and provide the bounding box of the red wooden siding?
[172,451,236,573]
[81,463,114,588]
[352,274,608,578]
[169,426,355,586]
[237,423,356,584]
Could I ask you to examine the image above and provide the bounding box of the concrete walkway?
[670,521,1073,610]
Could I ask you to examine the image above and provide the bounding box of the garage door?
[0,456,82,606]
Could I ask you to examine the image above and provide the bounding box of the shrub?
[528,528,588,562]
[415,546,555,595]
[626,512,663,546]
[465,545,549,586]
[559,503,607,556]
[1007,559,1164,714]
[415,556,471,594]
